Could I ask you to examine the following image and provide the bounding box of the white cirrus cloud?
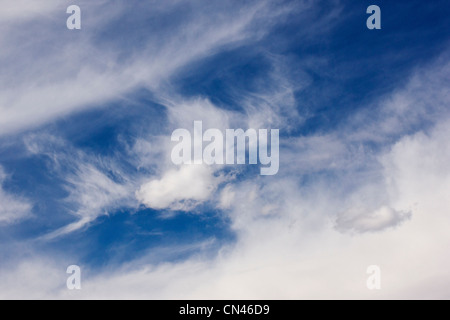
[24,134,136,239]
[0,167,32,225]
[0,0,291,136]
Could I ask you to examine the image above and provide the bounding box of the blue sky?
[1,0,450,299]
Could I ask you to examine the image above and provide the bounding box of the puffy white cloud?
[134,97,239,211]
[136,165,225,211]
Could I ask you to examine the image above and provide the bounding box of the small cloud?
[136,165,224,211]
[335,206,412,234]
